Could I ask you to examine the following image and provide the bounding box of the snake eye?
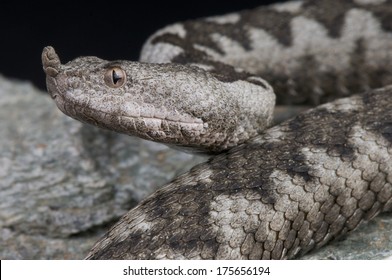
[104,67,126,88]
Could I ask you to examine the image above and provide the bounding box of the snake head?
[42,46,274,153]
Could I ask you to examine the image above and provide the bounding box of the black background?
[0,1,281,91]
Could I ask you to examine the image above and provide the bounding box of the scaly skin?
[42,0,392,259]
[82,88,392,259]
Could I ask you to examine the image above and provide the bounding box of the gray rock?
[0,75,205,259]
[0,75,391,259]
[302,213,392,260]
[0,227,100,259]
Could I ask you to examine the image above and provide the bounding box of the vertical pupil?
[112,70,122,84]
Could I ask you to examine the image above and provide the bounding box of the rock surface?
[0,75,205,259]
[0,75,391,259]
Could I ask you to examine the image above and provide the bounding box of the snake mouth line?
[85,105,204,127]
[50,82,205,128]
[118,114,206,127]
[59,97,206,129]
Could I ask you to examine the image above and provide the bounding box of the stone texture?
[0,75,391,259]
[302,213,392,260]
[0,75,205,259]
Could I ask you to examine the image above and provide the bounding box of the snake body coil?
[42,0,392,259]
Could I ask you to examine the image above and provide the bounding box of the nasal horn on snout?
[42,46,61,78]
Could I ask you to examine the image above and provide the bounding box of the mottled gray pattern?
[142,0,392,104]
[41,0,392,259]
[85,88,392,259]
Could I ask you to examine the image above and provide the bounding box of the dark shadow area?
[0,1,279,91]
